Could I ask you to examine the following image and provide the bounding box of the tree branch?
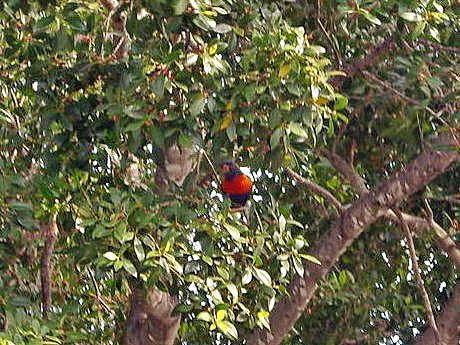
[322,148,460,271]
[246,130,459,345]
[320,149,368,196]
[286,168,344,211]
[362,70,421,106]
[40,214,58,318]
[391,207,440,343]
[101,0,130,60]
[413,282,460,345]
[332,35,397,88]
[417,38,460,54]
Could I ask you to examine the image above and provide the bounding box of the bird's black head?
[220,160,239,174]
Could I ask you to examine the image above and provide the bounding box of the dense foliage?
[0,0,458,344]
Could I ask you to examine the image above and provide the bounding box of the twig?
[362,71,420,106]
[362,71,451,126]
[200,148,221,184]
[40,214,58,318]
[286,168,344,212]
[316,0,342,66]
[391,207,440,344]
[253,205,264,233]
[87,267,112,313]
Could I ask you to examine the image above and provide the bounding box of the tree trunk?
[123,289,181,345]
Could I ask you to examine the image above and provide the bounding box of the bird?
[220,161,253,210]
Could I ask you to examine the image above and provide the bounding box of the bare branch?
[87,267,112,314]
[316,0,342,66]
[201,148,221,184]
[40,214,58,318]
[391,207,440,343]
[286,168,344,211]
[380,210,460,271]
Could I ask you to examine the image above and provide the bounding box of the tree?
[0,0,458,345]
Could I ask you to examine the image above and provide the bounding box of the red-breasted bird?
[220,161,253,209]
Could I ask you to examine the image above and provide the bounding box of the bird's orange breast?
[221,174,253,195]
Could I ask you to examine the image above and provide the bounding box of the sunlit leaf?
[103,252,118,261]
[253,268,272,286]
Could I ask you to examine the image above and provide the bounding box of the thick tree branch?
[413,282,460,345]
[392,208,440,342]
[246,130,458,345]
[286,168,344,211]
[322,148,460,270]
[40,214,58,318]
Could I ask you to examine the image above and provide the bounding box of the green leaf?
[214,24,232,33]
[217,265,230,280]
[114,222,128,243]
[216,320,238,339]
[334,94,348,110]
[362,11,382,25]
[216,309,227,321]
[224,223,241,241]
[278,64,291,78]
[270,127,283,149]
[400,12,423,22]
[122,258,137,277]
[292,255,304,277]
[299,253,322,265]
[134,237,145,262]
[189,94,206,116]
[172,0,188,15]
[227,283,238,303]
[103,251,118,261]
[242,269,252,285]
[9,202,33,211]
[197,311,212,322]
[93,225,111,239]
[289,122,309,140]
[125,121,144,132]
[253,268,272,286]
[151,75,165,97]
[34,16,55,32]
[279,214,286,233]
